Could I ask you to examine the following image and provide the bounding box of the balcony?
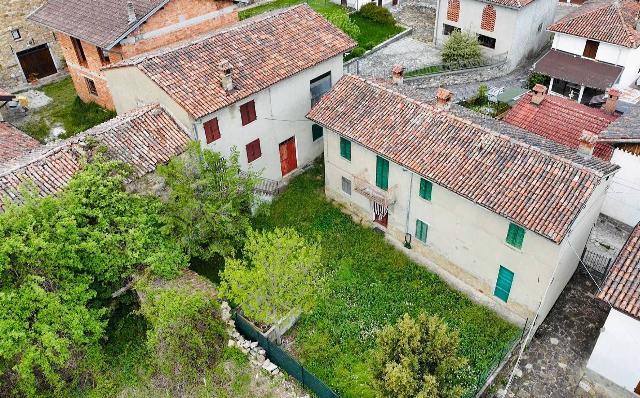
[353,173,396,208]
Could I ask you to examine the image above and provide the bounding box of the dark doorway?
[378,0,382,6]
[279,136,298,177]
[374,212,388,227]
[392,0,398,4]
[16,44,57,82]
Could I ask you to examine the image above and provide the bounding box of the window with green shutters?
[340,137,351,160]
[419,178,432,201]
[415,219,428,243]
[376,156,389,190]
[312,124,323,141]
[506,223,525,249]
[494,266,514,302]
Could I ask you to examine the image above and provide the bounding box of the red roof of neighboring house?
[0,104,189,209]
[503,92,617,160]
[598,223,640,319]
[307,75,618,243]
[549,0,640,48]
[0,122,40,163]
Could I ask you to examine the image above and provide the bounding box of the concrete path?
[354,36,441,78]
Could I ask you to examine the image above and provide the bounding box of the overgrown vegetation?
[253,162,520,398]
[459,84,511,117]
[526,72,550,89]
[359,3,395,25]
[441,31,482,65]
[17,77,116,142]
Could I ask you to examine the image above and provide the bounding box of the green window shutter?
[419,178,432,201]
[340,137,351,160]
[494,266,514,302]
[415,219,428,242]
[506,223,525,249]
[376,156,389,190]
[312,124,323,141]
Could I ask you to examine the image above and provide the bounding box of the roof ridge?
[349,75,606,176]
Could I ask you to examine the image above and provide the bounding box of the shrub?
[371,313,472,398]
[364,41,376,50]
[441,31,482,65]
[359,3,395,25]
[326,9,361,39]
[527,72,550,89]
[351,47,366,57]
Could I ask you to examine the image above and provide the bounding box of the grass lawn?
[239,0,342,20]
[17,77,116,142]
[253,162,521,398]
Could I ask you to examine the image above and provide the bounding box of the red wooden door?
[279,137,298,176]
[374,213,388,227]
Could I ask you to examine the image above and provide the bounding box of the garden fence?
[233,311,340,398]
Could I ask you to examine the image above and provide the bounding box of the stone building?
[0,0,64,89]
[27,0,239,110]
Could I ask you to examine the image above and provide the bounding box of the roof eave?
[105,0,172,50]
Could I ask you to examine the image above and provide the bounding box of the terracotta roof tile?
[112,5,356,119]
[0,104,189,209]
[598,223,640,319]
[503,92,617,160]
[308,75,618,243]
[549,0,640,48]
[600,104,640,142]
[0,122,40,163]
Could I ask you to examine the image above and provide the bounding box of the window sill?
[503,242,523,253]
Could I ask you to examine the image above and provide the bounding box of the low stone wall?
[405,60,510,88]
[344,25,412,74]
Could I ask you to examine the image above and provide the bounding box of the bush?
[527,72,550,89]
[359,3,395,25]
[364,41,376,50]
[326,9,361,39]
[441,31,482,65]
[351,47,366,57]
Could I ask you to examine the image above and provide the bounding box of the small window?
[84,77,98,96]
[376,156,389,191]
[583,40,599,59]
[97,47,110,65]
[71,37,87,66]
[415,219,428,243]
[240,100,257,126]
[506,222,525,249]
[203,118,221,144]
[245,139,261,162]
[11,29,21,41]
[537,23,543,33]
[494,265,514,302]
[341,177,351,195]
[340,137,351,161]
[310,71,332,106]
[312,124,323,141]
[478,34,496,49]
[443,24,459,36]
[419,178,432,201]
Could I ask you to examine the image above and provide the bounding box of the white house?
[308,74,619,326]
[433,0,555,69]
[534,0,640,105]
[103,5,355,185]
[587,222,640,396]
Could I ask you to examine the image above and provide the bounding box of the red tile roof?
[598,223,640,319]
[0,122,40,163]
[111,5,356,120]
[549,0,640,48]
[0,104,189,209]
[503,92,617,160]
[28,0,169,48]
[308,75,618,243]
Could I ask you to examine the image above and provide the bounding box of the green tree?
[359,3,396,25]
[219,227,322,325]
[527,72,550,89]
[371,313,471,398]
[325,9,361,39]
[158,143,257,262]
[441,31,482,65]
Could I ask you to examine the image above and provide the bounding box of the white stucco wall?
[587,309,640,393]
[331,0,394,10]
[322,129,584,324]
[105,56,344,181]
[602,148,640,226]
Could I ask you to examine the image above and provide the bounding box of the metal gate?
[580,248,613,283]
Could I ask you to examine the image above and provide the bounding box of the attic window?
[11,29,21,41]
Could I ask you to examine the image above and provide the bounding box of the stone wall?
[405,60,510,88]
[0,0,64,89]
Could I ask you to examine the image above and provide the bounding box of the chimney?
[603,87,621,114]
[435,87,453,110]
[531,84,547,105]
[218,59,233,92]
[577,130,598,158]
[127,0,137,24]
[391,65,405,85]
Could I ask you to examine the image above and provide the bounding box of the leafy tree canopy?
[441,31,482,65]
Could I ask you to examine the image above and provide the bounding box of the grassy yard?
[239,0,342,19]
[253,162,521,398]
[17,77,116,142]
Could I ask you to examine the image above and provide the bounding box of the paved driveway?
[352,36,441,78]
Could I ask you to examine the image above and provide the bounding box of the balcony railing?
[353,174,396,208]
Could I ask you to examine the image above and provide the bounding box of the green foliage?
[158,143,257,261]
[325,9,361,39]
[359,3,395,25]
[527,72,550,89]
[351,47,366,57]
[252,162,521,398]
[138,284,226,383]
[441,31,482,65]
[477,84,488,105]
[219,227,322,326]
[371,313,471,398]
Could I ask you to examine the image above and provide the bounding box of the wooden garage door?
[278,137,298,177]
[17,44,57,82]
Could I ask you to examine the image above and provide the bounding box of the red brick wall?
[447,0,460,22]
[136,0,231,33]
[481,5,496,32]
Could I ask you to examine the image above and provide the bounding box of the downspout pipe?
[404,170,414,248]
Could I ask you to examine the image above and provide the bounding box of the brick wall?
[480,5,496,32]
[135,0,231,34]
[447,0,460,22]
